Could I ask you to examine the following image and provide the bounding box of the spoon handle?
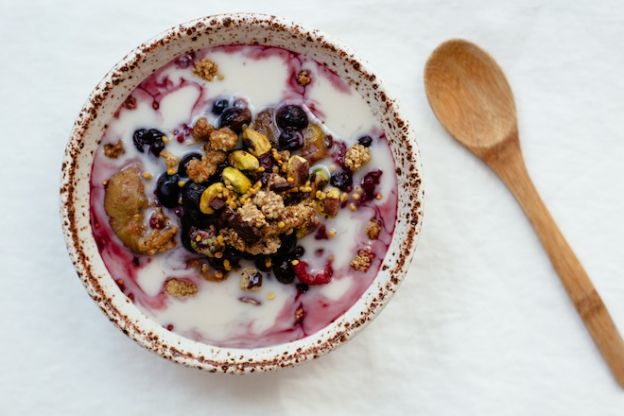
[485,135,624,387]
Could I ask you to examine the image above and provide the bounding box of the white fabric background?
[1,0,623,414]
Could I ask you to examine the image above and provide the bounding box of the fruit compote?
[90,45,398,348]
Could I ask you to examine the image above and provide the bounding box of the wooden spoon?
[424,39,624,387]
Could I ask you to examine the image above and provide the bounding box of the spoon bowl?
[424,39,624,387]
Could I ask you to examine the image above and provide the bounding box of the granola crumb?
[193,58,223,82]
[350,248,375,272]
[238,203,267,228]
[103,140,125,159]
[296,69,312,86]
[240,268,262,291]
[191,117,214,141]
[186,150,226,183]
[160,150,179,175]
[253,190,284,219]
[209,127,238,151]
[142,171,153,180]
[344,144,371,172]
[266,292,276,301]
[138,226,178,256]
[164,277,198,298]
[190,260,228,282]
[294,305,305,323]
[366,218,381,240]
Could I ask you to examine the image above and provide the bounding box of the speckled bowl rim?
[60,13,424,373]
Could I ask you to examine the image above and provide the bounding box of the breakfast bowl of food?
[60,13,423,373]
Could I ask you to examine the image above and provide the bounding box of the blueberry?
[275,105,308,130]
[218,107,252,133]
[177,152,202,177]
[330,170,353,191]
[278,128,303,150]
[132,128,166,156]
[358,135,373,147]
[293,245,305,258]
[254,256,273,272]
[155,173,181,208]
[211,98,229,116]
[272,258,295,284]
[182,182,206,210]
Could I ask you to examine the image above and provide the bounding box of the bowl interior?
[60,13,423,373]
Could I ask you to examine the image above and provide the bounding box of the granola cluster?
[104,91,386,289]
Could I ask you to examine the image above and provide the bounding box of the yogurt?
[89,45,398,348]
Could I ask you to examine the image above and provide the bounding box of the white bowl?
[60,13,424,373]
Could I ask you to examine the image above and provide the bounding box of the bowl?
[60,13,423,373]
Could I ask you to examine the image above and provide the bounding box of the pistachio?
[199,182,226,214]
[222,167,252,194]
[243,128,272,156]
[228,150,259,171]
[310,166,330,191]
[287,155,309,186]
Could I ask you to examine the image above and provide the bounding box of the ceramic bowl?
[60,13,423,373]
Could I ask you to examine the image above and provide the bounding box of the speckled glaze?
[60,13,424,373]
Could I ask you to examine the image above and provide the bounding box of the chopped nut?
[191,117,214,141]
[243,128,272,156]
[103,139,125,159]
[189,226,225,257]
[164,278,198,298]
[321,186,341,217]
[344,144,371,172]
[229,150,259,171]
[240,268,263,291]
[222,167,252,194]
[199,182,226,214]
[187,150,226,183]
[294,305,305,323]
[366,218,381,240]
[251,109,275,139]
[287,155,310,186]
[209,127,238,151]
[350,248,375,272]
[253,190,284,219]
[192,58,223,81]
[296,69,312,86]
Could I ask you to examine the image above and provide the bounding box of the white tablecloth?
[2,0,623,414]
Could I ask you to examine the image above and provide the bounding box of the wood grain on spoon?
[424,39,624,387]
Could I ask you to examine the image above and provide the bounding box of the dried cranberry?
[278,128,304,150]
[218,107,251,133]
[275,104,309,130]
[361,170,383,202]
[358,135,373,147]
[272,258,295,284]
[155,173,180,208]
[330,170,353,192]
[314,225,328,240]
[211,98,229,115]
[330,140,347,166]
[293,261,333,285]
[177,152,202,177]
